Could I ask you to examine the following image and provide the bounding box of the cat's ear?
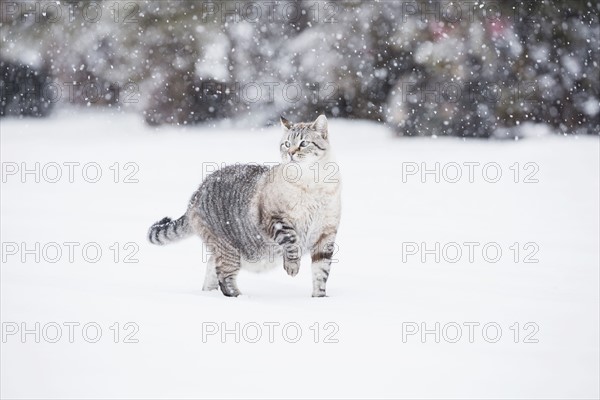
[313,114,328,139]
[280,116,292,130]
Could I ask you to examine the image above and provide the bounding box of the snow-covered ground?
[1,112,598,399]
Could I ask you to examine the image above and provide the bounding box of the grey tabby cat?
[148,115,341,297]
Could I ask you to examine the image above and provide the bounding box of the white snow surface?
[1,112,599,399]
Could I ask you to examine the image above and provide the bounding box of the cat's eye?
[300,141,309,147]
[283,141,291,148]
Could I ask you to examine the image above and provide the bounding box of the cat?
[148,115,341,297]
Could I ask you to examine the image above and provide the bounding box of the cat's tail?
[148,215,192,245]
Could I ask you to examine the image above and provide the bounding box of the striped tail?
[148,215,192,245]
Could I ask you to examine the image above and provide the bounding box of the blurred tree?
[0,0,597,137]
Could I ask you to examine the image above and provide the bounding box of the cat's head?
[279,115,330,164]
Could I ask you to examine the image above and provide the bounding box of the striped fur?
[148,215,192,245]
[148,115,341,297]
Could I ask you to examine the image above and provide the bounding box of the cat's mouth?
[288,154,302,162]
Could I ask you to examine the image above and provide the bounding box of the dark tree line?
[1,1,598,137]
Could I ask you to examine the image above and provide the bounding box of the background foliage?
[1,0,598,137]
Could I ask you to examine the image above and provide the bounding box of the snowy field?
[1,112,599,399]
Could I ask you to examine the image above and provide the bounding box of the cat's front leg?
[270,218,300,277]
[310,231,337,297]
[283,253,301,277]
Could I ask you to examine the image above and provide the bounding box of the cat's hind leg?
[202,255,218,291]
[215,244,242,297]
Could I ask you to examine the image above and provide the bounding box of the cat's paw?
[221,288,241,297]
[219,280,241,297]
[284,259,300,277]
[312,291,327,298]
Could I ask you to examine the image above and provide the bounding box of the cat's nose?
[288,147,298,155]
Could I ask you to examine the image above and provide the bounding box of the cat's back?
[189,163,270,252]
[192,163,269,210]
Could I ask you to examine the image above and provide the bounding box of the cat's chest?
[283,184,329,217]
[262,176,340,244]
[289,189,319,210]
[284,187,335,242]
